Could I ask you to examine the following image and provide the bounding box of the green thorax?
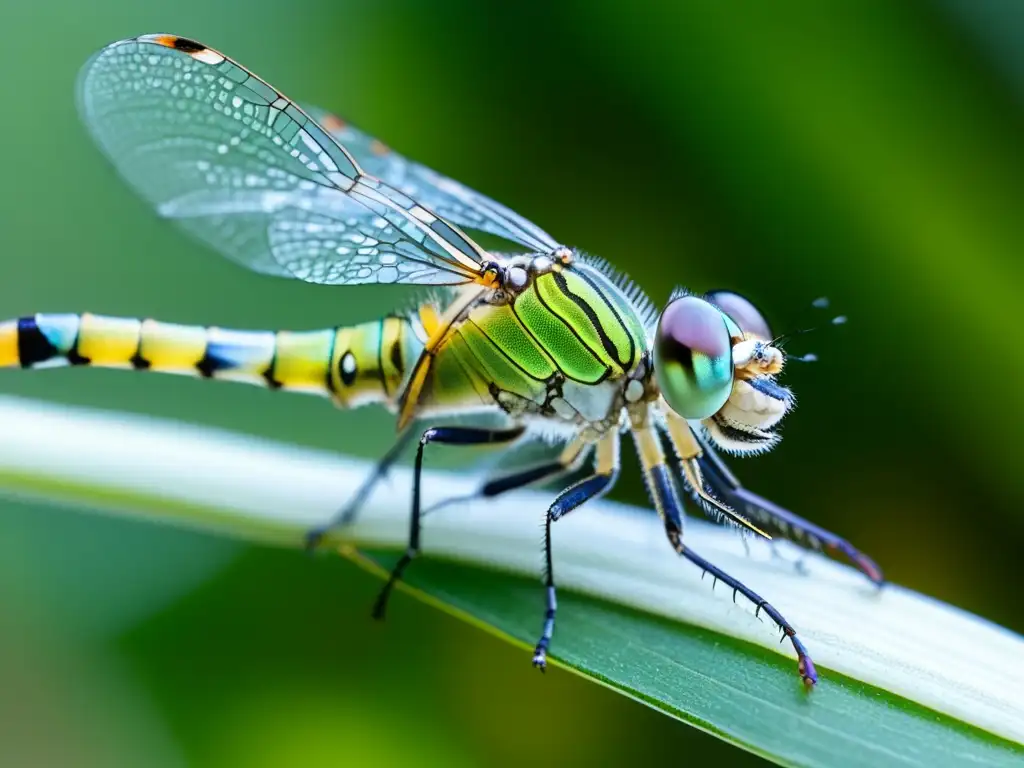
[422,260,650,421]
[511,262,647,382]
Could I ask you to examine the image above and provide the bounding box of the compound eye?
[654,296,734,420]
[706,290,772,341]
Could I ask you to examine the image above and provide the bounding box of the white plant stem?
[0,395,1020,745]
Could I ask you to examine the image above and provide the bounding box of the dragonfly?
[0,34,884,687]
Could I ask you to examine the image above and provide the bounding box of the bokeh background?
[0,1,1022,765]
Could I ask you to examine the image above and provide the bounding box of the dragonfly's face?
[653,290,793,453]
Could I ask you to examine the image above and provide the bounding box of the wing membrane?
[305,106,560,254]
[77,34,488,286]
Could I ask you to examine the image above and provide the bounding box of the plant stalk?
[0,395,1020,744]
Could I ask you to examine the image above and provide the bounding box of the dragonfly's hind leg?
[634,420,817,687]
[305,427,416,552]
[532,431,619,671]
[692,429,884,585]
[372,425,525,621]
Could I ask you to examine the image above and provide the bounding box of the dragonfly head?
[653,290,794,455]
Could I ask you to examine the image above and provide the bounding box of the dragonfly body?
[424,254,652,434]
[2,253,649,433]
[1,33,888,688]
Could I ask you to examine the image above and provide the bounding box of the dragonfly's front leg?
[532,431,619,671]
[693,430,884,585]
[372,425,526,620]
[634,421,818,687]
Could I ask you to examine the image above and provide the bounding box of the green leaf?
[356,551,1023,768]
[0,396,1021,767]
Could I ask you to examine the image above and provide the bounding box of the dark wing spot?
[165,36,207,53]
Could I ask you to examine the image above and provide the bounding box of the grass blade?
[0,395,1020,766]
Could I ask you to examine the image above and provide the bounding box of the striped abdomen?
[0,313,422,409]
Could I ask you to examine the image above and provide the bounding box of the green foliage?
[363,551,1024,768]
[0,394,1021,765]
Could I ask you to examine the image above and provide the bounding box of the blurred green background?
[1,0,1023,765]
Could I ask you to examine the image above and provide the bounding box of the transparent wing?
[77,34,489,286]
[305,106,561,254]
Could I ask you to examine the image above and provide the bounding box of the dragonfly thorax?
[421,252,654,435]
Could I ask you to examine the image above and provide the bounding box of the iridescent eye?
[654,296,734,420]
[706,290,772,341]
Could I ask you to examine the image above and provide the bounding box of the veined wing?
[305,106,560,254]
[77,34,489,286]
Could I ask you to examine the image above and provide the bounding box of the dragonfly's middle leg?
[532,431,619,671]
[372,425,526,621]
[418,436,590,520]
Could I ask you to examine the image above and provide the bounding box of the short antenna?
[775,297,847,362]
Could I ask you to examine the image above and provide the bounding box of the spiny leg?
[533,431,619,671]
[680,545,817,687]
[372,425,526,621]
[693,428,883,585]
[634,419,817,687]
[305,427,416,551]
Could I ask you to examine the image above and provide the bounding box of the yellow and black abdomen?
[0,313,421,409]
